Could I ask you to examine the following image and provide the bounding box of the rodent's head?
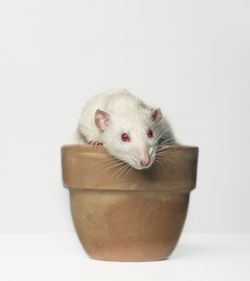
[95,107,163,170]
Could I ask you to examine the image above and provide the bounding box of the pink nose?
[140,156,150,167]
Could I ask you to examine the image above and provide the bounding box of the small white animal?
[75,89,175,170]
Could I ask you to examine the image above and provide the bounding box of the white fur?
[75,89,175,169]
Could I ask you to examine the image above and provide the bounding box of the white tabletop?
[0,233,249,281]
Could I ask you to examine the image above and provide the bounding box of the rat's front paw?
[89,140,103,148]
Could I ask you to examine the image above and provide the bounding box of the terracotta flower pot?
[61,145,198,261]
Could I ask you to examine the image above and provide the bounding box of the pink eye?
[147,129,153,138]
[121,133,130,142]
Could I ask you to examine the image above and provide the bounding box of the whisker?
[124,165,133,177]
[117,164,131,178]
[156,127,171,141]
[155,156,185,173]
[110,163,129,179]
[153,159,163,175]
[158,137,176,146]
[99,160,127,177]
[75,157,121,172]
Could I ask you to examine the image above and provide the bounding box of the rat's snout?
[139,153,150,167]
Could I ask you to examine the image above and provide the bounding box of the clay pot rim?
[61,144,198,192]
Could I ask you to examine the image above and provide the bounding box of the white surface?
[0,0,250,234]
[0,233,249,281]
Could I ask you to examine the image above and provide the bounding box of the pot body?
[70,190,189,261]
[61,145,198,261]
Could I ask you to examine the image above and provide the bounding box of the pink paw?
[89,140,103,148]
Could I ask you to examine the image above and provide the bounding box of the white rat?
[75,89,176,170]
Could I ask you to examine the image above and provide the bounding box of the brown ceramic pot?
[61,145,198,261]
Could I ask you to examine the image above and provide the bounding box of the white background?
[0,0,250,280]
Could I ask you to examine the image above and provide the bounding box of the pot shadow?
[171,241,207,260]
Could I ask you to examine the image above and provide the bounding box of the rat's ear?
[151,108,162,124]
[95,109,110,131]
